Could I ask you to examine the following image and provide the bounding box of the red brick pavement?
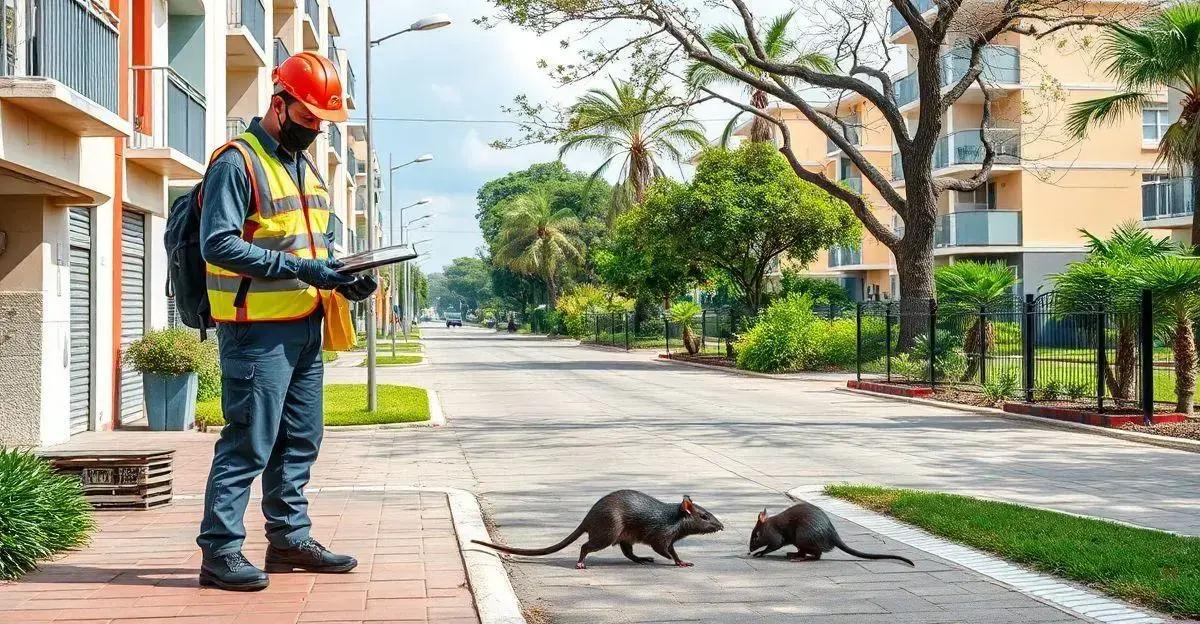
[0,431,480,624]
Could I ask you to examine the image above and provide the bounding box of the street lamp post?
[364,11,450,411]
[386,155,432,356]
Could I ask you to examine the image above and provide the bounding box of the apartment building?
[0,0,359,447]
[760,3,1168,301]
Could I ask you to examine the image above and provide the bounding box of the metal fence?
[857,291,1164,421]
[131,66,206,164]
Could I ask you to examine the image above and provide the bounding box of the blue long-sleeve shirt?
[199,117,333,277]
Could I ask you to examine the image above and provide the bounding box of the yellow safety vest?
[206,131,332,323]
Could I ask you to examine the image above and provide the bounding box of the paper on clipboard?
[337,244,418,273]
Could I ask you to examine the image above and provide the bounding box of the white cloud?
[429,83,463,105]
[461,128,559,171]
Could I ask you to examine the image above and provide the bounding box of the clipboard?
[337,244,418,273]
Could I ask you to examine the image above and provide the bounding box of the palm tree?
[934,261,1019,382]
[492,192,584,304]
[1052,223,1175,401]
[686,10,834,146]
[559,78,708,220]
[1067,3,1200,245]
[1132,255,1200,414]
[667,300,703,355]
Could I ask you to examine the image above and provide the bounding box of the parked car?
[445,312,463,328]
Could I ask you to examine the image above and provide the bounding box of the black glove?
[296,258,356,290]
[337,274,378,302]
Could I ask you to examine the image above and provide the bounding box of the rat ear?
[680,496,695,515]
[757,509,768,524]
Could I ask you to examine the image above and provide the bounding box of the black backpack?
[165,141,255,339]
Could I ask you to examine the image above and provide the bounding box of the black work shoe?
[199,552,269,591]
[265,538,358,573]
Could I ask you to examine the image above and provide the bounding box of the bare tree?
[488,0,1148,342]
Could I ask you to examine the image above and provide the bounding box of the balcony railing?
[3,0,120,112]
[1142,177,1194,220]
[934,210,1021,248]
[228,0,267,50]
[889,0,937,34]
[131,66,207,164]
[328,123,343,155]
[828,245,863,267]
[347,150,359,179]
[304,0,318,26]
[893,46,1019,109]
[273,38,289,69]
[328,34,338,58]
[934,127,1020,169]
[226,117,248,140]
[346,63,356,102]
[842,177,863,194]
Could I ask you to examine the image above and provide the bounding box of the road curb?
[835,386,1200,454]
[652,355,852,382]
[788,485,1165,624]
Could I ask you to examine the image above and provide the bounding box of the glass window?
[1143,106,1169,141]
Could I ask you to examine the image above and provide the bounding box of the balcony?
[0,0,126,136]
[828,245,863,267]
[328,34,339,60]
[1142,176,1193,222]
[892,152,904,181]
[934,127,1020,169]
[347,149,359,181]
[226,117,248,140]
[328,123,343,163]
[227,0,268,68]
[274,38,290,69]
[302,0,320,50]
[345,63,357,109]
[841,176,863,194]
[825,125,860,154]
[128,67,207,178]
[934,210,1021,248]
[892,46,1019,110]
[889,0,937,35]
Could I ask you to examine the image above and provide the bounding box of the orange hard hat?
[271,52,348,122]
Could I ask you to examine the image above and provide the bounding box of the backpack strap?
[196,139,261,218]
[299,150,327,189]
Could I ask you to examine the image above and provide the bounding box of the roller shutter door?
[119,210,147,424]
[68,208,92,435]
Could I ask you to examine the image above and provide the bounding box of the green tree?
[559,77,707,218]
[1052,223,1175,401]
[1132,255,1200,414]
[1067,3,1200,245]
[779,269,851,307]
[686,10,832,145]
[935,261,1019,382]
[661,142,859,312]
[492,191,584,303]
[593,180,704,310]
[432,256,494,314]
[667,300,703,355]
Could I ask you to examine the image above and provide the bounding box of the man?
[196,52,376,591]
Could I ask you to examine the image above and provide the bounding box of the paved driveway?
[331,326,1198,623]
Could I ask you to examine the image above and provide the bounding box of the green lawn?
[196,383,429,428]
[321,351,339,363]
[825,485,1200,618]
[359,354,423,366]
[582,333,665,349]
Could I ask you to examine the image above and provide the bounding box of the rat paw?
[575,562,587,570]
[675,561,694,567]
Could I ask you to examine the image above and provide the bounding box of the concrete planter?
[143,372,197,431]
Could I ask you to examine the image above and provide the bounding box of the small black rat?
[749,501,914,566]
[472,490,724,569]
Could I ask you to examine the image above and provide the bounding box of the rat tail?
[471,523,586,557]
[832,534,915,566]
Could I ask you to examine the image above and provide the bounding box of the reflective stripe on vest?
[206,131,332,323]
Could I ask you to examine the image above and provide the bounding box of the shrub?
[1036,379,1065,402]
[1066,381,1090,401]
[0,449,95,579]
[123,328,207,375]
[637,315,665,338]
[814,318,859,368]
[982,372,1019,404]
[196,340,221,402]
[908,330,968,382]
[735,294,823,372]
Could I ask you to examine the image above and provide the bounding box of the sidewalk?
[0,431,480,624]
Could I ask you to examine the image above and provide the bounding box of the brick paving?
[1,431,480,624]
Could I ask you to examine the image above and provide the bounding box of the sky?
[329,0,801,274]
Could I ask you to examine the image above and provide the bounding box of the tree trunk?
[749,89,772,143]
[962,318,995,383]
[1173,316,1197,415]
[1191,161,1200,250]
[1109,320,1137,403]
[682,325,700,355]
[894,211,937,351]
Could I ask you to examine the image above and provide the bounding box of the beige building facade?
[0,0,359,446]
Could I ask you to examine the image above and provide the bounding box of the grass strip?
[196,383,429,428]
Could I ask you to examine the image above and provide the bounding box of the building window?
[1143,106,1169,142]
[955,183,996,211]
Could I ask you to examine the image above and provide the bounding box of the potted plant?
[123,328,207,431]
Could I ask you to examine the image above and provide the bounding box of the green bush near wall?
[0,449,96,580]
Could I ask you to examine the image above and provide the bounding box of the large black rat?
[471,490,724,569]
[749,501,915,566]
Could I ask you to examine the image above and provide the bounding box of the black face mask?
[277,105,321,152]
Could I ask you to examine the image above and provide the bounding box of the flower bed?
[660,352,736,368]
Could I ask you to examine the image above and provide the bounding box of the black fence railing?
[856,291,1163,422]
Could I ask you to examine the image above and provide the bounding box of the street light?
[406,214,433,228]
[385,154,432,355]
[364,7,450,411]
